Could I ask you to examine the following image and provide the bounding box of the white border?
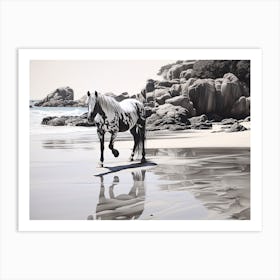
[18,49,262,231]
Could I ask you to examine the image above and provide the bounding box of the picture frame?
[1,1,279,280]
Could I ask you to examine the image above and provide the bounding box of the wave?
[30,107,92,135]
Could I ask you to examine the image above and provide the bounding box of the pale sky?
[30,60,175,100]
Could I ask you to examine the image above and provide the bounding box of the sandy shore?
[30,125,250,220]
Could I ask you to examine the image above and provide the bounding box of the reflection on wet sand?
[42,138,94,150]
[88,170,146,220]
[146,148,250,220]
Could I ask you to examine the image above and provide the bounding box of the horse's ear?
[87,91,91,97]
[95,91,98,97]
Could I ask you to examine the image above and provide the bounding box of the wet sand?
[30,127,250,220]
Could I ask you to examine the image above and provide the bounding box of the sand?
[30,125,250,220]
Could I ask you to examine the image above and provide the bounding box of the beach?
[30,113,250,220]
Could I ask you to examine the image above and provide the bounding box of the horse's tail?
[134,104,146,157]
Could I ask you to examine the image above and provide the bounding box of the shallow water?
[30,133,250,220]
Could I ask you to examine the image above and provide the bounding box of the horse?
[87,91,146,167]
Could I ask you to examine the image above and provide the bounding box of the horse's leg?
[129,126,139,161]
[97,129,105,167]
[109,131,119,157]
[140,123,146,164]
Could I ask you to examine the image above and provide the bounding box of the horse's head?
[87,91,98,123]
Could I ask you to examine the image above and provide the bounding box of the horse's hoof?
[97,162,103,168]
[129,157,134,162]
[141,158,147,164]
[113,149,119,157]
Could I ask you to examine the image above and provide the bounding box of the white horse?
[87,91,146,167]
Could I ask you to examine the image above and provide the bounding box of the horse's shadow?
[94,161,157,177]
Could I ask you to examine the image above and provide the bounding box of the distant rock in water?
[41,113,94,127]
[35,87,76,107]
[34,87,132,108]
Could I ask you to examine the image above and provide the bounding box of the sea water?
[30,106,91,135]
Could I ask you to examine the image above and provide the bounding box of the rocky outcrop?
[166,61,195,80]
[39,61,250,131]
[35,87,75,107]
[41,113,94,127]
[35,87,131,108]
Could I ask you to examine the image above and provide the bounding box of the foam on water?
[30,106,94,135]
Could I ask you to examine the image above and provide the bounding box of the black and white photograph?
[1,1,280,280]
[20,49,259,227]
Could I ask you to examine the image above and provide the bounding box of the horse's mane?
[97,94,124,115]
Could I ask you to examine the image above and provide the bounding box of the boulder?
[230,96,250,118]
[221,118,238,125]
[145,79,155,93]
[220,73,243,113]
[166,61,195,80]
[227,122,248,132]
[156,92,171,105]
[188,114,208,125]
[41,113,94,127]
[188,114,212,129]
[180,68,193,80]
[188,79,216,115]
[35,87,74,107]
[166,96,196,116]
[154,88,170,99]
[169,84,182,97]
[146,104,190,131]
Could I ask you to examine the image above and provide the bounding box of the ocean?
[30,106,91,135]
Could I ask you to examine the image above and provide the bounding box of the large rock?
[156,92,171,105]
[41,113,94,127]
[230,96,250,118]
[180,69,193,80]
[35,87,74,107]
[188,114,212,129]
[166,61,195,80]
[145,79,155,93]
[166,96,196,116]
[227,122,248,132]
[220,73,243,113]
[188,79,216,115]
[146,104,190,131]
[169,84,182,97]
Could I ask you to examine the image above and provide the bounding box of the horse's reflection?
[88,170,146,220]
